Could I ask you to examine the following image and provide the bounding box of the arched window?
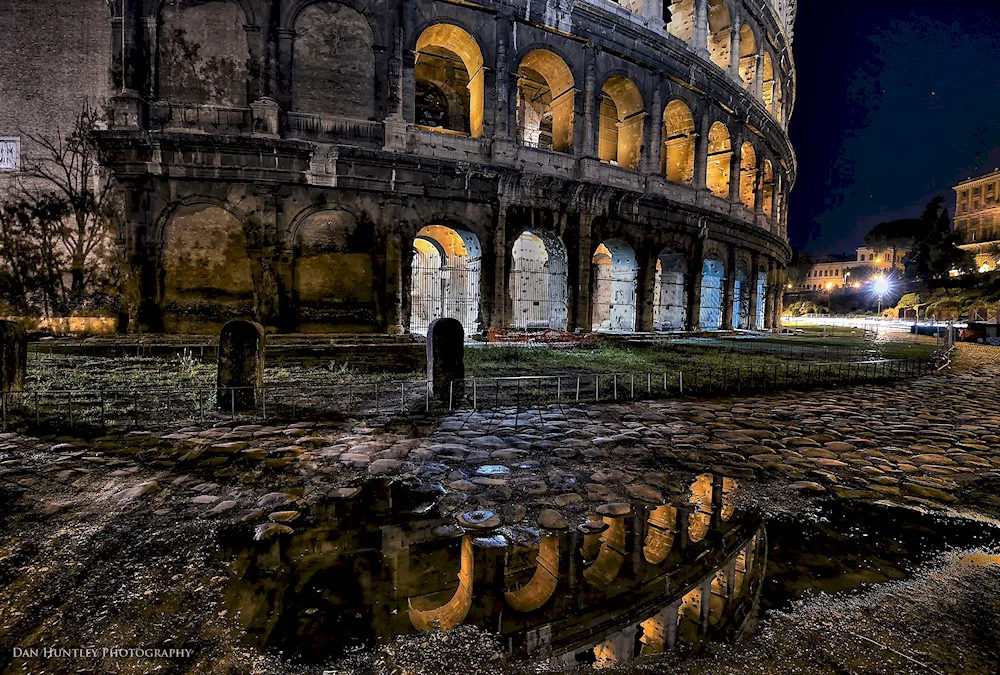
[739,25,757,90]
[598,77,645,171]
[707,0,732,70]
[410,225,482,335]
[662,100,695,184]
[592,239,638,331]
[516,50,575,153]
[414,24,485,137]
[700,257,725,330]
[509,230,569,330]
[706,122,732,199]
[739,142,757,209]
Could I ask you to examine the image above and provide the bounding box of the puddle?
[222,478,1000,671]
[764,500,1000,614]
[223,474,763,669]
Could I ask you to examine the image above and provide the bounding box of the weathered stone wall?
[292,2,376,119]
[159,0,249,108]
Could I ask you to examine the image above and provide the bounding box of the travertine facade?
[5,0,797,334]
[955,170,1000,271]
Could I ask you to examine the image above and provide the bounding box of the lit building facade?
[797,246,907,292]
[954,170,1000,271]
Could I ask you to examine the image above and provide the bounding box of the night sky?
[788,1,1000,255]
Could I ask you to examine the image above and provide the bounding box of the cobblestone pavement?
[2,344,1000,673]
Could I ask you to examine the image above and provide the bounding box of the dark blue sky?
[788,1,1000,254]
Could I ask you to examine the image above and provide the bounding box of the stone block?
[0,320,27,395]
[427,317,465,404]
[217,320,265,412]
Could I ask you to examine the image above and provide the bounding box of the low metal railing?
[0,357,933,432]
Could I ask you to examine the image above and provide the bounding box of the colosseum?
[86,0,797,335]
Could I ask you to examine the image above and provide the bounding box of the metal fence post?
[473,378,478,408]
[448,380,454,411]
[679,371,683,395]
[576,376,581,403]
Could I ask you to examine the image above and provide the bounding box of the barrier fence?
[1,356,934,432]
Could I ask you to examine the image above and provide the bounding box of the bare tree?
[19,104,118,301]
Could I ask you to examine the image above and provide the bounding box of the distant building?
[954,170,1000,271]
[796,246,907,292]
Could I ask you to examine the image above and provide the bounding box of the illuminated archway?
[755,269,767,329]
[410,224,481,335]
[592,239,638,332]
[408,535,474,632]
[583,516,627,587]
[662,100,695,184]
[762,52,776,114]
[509,230,569,330]
[598,76,645,171]
[505,535,560,612]
[415,24,485,137]
[687,473,714,542]
[699,257,725,331]
[761,160,775,217]
[643,504,678,564]
[706,122,732,199]
[739,142,757,209]
[666,0,695,43]
[516,49,575,152]
[707,0,732,70]
[653,247,688,331]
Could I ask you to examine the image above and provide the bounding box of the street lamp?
[873,276,890,314]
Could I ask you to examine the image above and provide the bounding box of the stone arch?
[281,0,383,44]
[509,230,569,330]
[504,535,560,612]
[662,99,695,184]
[591,238,638,332]
[598,76,645,171]
[706,121,732,199]
[582,516,627,588]
[291,1,376,120]
[677,586,702,644]
[158,0,250,107]
[761,159,775,217]
[414,23,485,137]
[739,142,757,209]
[738,24,757,90]
[410,224,482,335]
[699,254,725,331]
[516,49,575,153]
[161,202,254,332]
[291,208,376,332]
[653,246,688,331]
[666,0,695,43]
[733,260,751,329]
[408,535,474,632]
[707,0,732,70]
[708,568,728,626]
[687,473,714,543]
[643,504,677,564]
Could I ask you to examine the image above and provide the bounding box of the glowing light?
[873,277,889,295]
[875,258,882,263]
[825,282,834,290]
[980,264,991,273]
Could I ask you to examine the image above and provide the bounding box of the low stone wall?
[3,316,119,336]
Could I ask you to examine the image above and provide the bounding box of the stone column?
[748,253,761,330]
[722,246,736,330]
[582,43,600,158]
[485,204,509,329]
[644,87,664,175]
[494,12,513,140]
[764,284,775,330]
[693,107,711,190]
[693,0,710,59]
[141,16,158,100]
[246,25,266,102]
[754,42,766,99]
[728,20,741,84]
[729,128,744,205]
[571,211,595,331]
[402,49,417,123]
[642,0,666,32]
[636,245,658,332]
[384,231,404,333]
[686,238,705,331]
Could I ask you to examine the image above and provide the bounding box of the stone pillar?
[494,12,513,140]
[693,0,710,59]
[636,245,658,333]
[246,26,266,102]
[686,239,705,331]
[642,0,665,31]
[385,231,404,334]
[693,107,711,191]
[729,128,744,205]
[217,320,265,412]
[644,87,664,175]
[571,211,595,332]
[764,284,775,330]
[748,253,761,330]
[728,20,742,84]
[486,204,509,329]
[402,49,417,124]
[0,321,27,396]
[722,247,736,330]
[274,29,295,111]
[141,16,158,101]
[427,318,465,404]
[582,43,600,158]
[251,191,281,326]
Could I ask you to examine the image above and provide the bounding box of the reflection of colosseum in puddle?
[226,474,765,668]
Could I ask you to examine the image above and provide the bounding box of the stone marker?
[0,320,27,395]
[427,317,465,404]
[217,320,265,412]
